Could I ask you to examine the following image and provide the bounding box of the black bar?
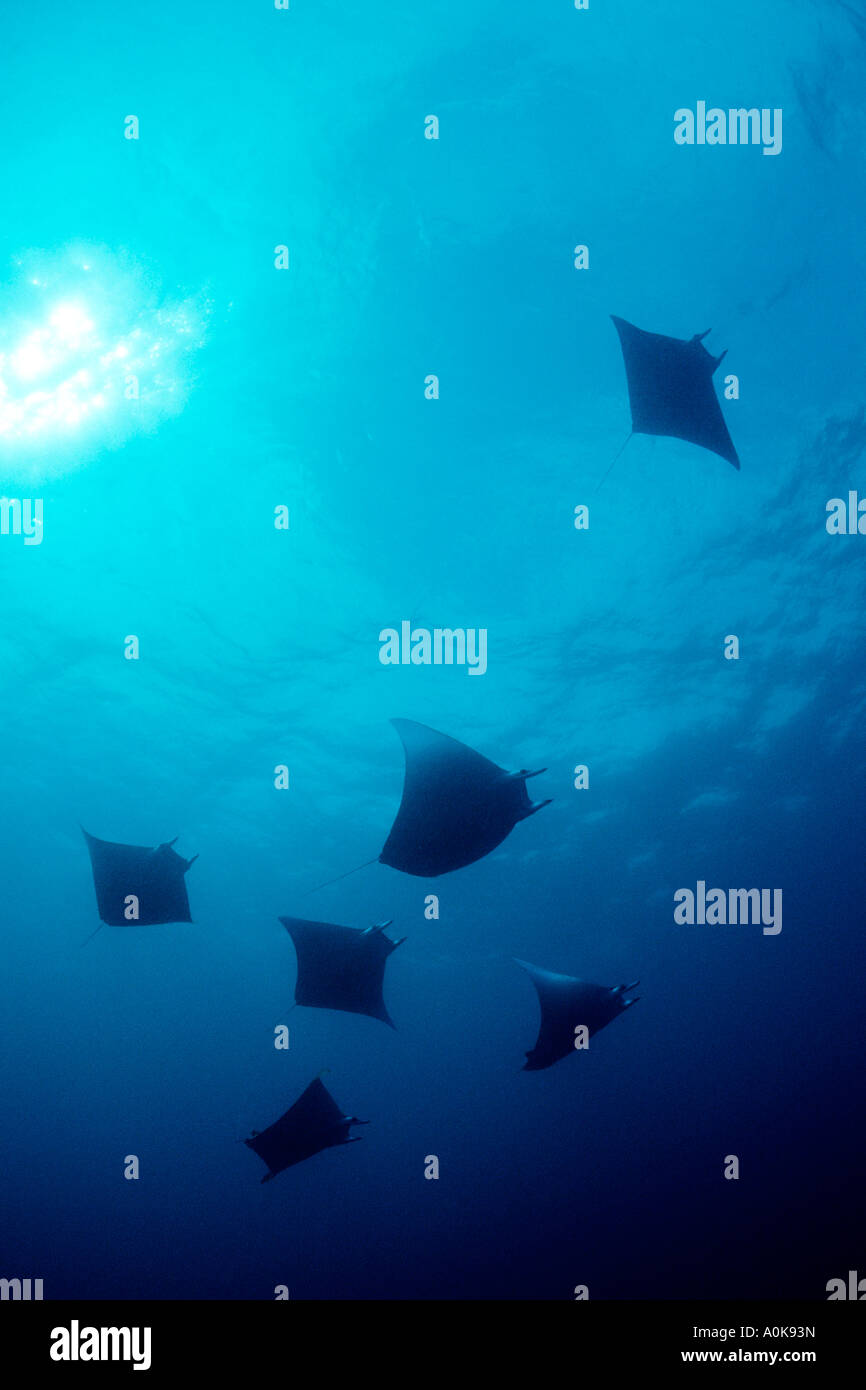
[2,1300,862,1376]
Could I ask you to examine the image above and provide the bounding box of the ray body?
[280,916,404,1027]
[244,1078,368,1182]
[611,315,739,468]
[83,829,197,926]
[379,719,551,877]
[516,959,639,1071]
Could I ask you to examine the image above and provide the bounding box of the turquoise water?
[1,0,865,1299]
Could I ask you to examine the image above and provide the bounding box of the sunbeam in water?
[0,246,209,471]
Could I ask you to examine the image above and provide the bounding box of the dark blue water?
[1,0,864,1300]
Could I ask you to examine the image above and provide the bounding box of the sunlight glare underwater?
[0,247,209,476]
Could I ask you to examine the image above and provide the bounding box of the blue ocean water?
[1,0,865,1300]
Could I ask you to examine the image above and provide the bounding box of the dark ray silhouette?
[83,829,197,927]
[516,959,639,1071]
[611,315,739,468]
[378,719,551,877]
[280,916,405,1027]
[244,1078,368,1182]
